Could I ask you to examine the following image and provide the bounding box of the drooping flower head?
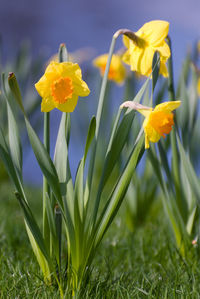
[35,61,90,112]
[122,20,170,77]
[93,54,127,85]
[120,101,181,149]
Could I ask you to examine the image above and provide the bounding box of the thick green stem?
[87,31,121,221]
[167,36,175,101]
[43,112,50,246]
[167,36,182,214]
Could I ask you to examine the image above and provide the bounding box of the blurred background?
[0,0,199,184]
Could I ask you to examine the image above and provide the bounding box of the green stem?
[87,30,122,216]
[43,112,50,246]
[95,36,117,137]
[167,36,175,101]
[167,36,183,216]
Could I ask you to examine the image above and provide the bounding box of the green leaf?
[148,144,189,252]
[14,191,49,262]
[25,222,51,283]
[158,142,174,191]
[74,158,84,222]
[2,73,22,178]
[45,192,61,266]
[101,76,150,190]
[0,125,51,266]
[8,73,63,208]
[84,116,96,165]
[152,51,160,93]
[94,134,144,247]
[177,134,200,203]
[54,113,71,183]
[0,128,24,196]
[24,117,62,206]
[53,112,74,228]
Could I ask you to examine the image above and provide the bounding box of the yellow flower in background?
[197,78,200,96]
[35,61,90,112]
[46,47,95,65]
[120,100,181,149]
[197,41,200,54]
[93,54,126,84]
[122,20,170,77]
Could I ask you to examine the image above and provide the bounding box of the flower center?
[51,77,73,104]
[100,65,116,80]
[149,111,174,137]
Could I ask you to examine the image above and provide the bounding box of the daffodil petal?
[159,60,169,77]
[41,97,55,112]
[154,101,181,112]
[73,78,90,96]
[44,61,62,81]
[143,117,161,144]
[123,35,131,48]
[60,62,81,78]
[145,133,150,149]
[122,49,131,65]
[35,75,51,98]
[156,42,170,59]
[55,94,79,112]
[93,54,107,67]
[137,20,169,46]
[139,47,154,76]
[93,53,126,85]
[130,48,144,72]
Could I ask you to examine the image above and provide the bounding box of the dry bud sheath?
[114,29,139,45]
[120,101,151,110]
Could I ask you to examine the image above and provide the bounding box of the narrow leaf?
[94,134,144,247]
[84,116,96,165]
[2,73,22,176]
[177,134,200,203]
[8,73,63,208]
[152,51,160,93]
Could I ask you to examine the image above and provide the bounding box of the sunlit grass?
[1,184,200,298]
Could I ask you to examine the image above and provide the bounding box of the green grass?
[0,183,200,298]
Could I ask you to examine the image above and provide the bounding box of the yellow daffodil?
[35,61,90,112]
[120,100,181,149]
[93,54,126,85]
[197,78,200,96]
[122,20,170,77]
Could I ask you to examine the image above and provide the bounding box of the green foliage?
[1,37,149,297]
[1,187,200,298]
[1,25,200,299]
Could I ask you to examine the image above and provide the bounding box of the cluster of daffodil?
[0,20,190,297]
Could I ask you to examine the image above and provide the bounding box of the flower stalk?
[167,35,182,204]
[43,111,50,246]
